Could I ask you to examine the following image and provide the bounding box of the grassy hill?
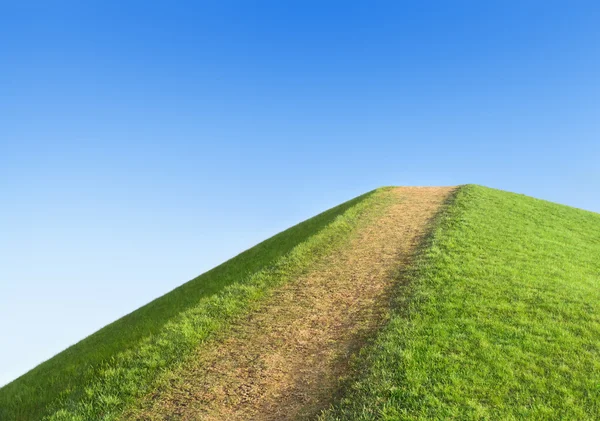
[2,185,600,420]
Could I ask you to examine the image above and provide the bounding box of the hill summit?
[2,185,600,421]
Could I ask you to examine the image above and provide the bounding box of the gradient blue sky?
[1,1,599,386]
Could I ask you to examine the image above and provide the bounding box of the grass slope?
[322,185,600,420]
[0,189,379,421]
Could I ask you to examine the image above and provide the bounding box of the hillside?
[2,185,600,420]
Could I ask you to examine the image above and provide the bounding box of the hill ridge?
[4,185,600,420]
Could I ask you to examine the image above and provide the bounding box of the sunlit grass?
[7,185,599,420]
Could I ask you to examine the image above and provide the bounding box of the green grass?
[0,189,384,421]
[321,185,600,420]
[6,185,600,421]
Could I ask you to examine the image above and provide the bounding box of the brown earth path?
[127,187,455,421]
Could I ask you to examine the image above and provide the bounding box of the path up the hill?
[124,187,455,421]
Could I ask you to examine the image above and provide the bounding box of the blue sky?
[1,1,599,386]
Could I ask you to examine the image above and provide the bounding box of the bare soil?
[128,187,454,421]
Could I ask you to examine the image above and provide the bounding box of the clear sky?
[1,1,599,387]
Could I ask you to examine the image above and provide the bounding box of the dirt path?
[130,187,454,421]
